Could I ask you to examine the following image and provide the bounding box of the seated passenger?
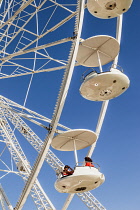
[85,157,94,167]
[62,165,74,176]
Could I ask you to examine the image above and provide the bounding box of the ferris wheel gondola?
[76,35,130,101]
[55,165,105,193]
[51,129,105,193]
[87,0,133,19]
[79,67,130,101]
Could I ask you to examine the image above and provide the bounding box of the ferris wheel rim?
[0,0,87,209]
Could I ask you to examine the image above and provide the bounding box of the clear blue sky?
[0,0,139,210]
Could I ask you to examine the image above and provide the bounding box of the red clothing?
[85,162,94,167]
[63,172,73,176]
[62,169,74,176]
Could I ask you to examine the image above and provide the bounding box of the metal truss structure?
[0,95,106,210]
[0,184,13,210]
[0,0,80,79]
[0,0,107,209]
[0,102,56,210]
[0,0,131,209]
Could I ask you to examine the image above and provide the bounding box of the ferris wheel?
[0,0,133,210]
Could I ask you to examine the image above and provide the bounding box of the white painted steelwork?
[0,0,78,80]
[0,6,127,210]
[13,0,86,209]
[86,15,124,157]
[87,0,133,19]
[0,184,13,210]
[0,0,129,208]
[0,96,106,210]
[0,113,56,210]
[77,191,107,210]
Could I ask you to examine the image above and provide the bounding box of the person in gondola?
[85,157,94,167]
[62,165,74,176]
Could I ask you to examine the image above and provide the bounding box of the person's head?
[64,165,69,170]
[85,157,92,162]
